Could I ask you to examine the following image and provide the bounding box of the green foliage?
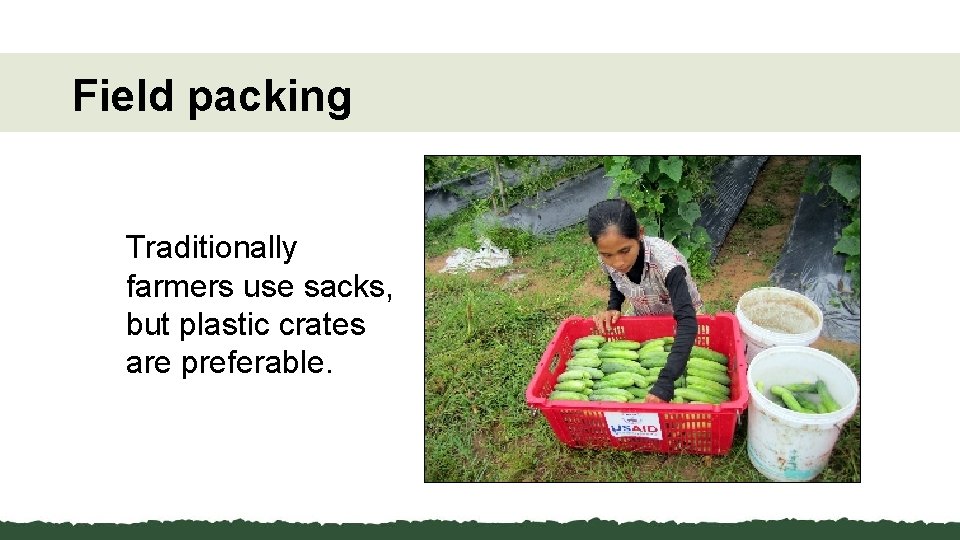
[685,236,714,282]
[426,156,604,218]
[741,204,783,230]
[605,155,726,278]
[424,156,491,188]
[804,156,861,295]
[485,227,537,257]
[502,156,604,209]
[424,199,490,257]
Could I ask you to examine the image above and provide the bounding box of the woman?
[587,199,703,403]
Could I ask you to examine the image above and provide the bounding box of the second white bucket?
[746,346,859,482]
[736,287,823,364]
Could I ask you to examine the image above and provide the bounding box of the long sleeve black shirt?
[606,247,697,401]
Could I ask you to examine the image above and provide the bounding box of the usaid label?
[603,412,663,439]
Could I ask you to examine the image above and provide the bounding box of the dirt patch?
[679,462,704,482]
[700,254,769,306]
[505,266,559,296]
[472,421,504,464]
[700,156,809,307]
[812,337,861,359]
[575,273,610,302]
[425,255,447,274]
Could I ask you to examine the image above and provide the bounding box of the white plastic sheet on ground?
[440,237,512,273]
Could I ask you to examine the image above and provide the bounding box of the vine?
[804,156,861,296]
[605,156,724,281]
[425,156,604,216]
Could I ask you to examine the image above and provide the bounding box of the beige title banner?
[0,54,957,131]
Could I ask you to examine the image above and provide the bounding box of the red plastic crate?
[525,313,748,455]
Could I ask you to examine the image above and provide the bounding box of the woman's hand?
[643,393,666,403]
[593,310,621,333]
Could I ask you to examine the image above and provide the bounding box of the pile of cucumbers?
[756,380,842,414]
[547,335,732,404]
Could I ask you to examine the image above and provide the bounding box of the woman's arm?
[607,275,625,311]
[649,266,697,401]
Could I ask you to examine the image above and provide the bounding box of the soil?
[700,156,809,304]
[425,256,446,274]
[698,156,859,351]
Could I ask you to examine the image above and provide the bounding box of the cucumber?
[573,348,600,358]
[690,346,727,364]
[567,357,602,368]
[627,387,649,398]
[600,359,645,374]
[686,367,730,385]
[557,370,592,382]
[685,375,729,395]
[640,356,668,368]
[638,339,665,350]
[674,387,723,405]
[783,382,818,393]
[771,386,812,413]
[574,366,605,380]
[549,391,588,401]
[686,357,728,373]
[638,348,669,360]
[589,393,629,403]
[817,380,841,412]
[602,371,647,387]
[573,337,601,350]
[795,394,820,413]
[554,380,589,392]
[594,378,635,389]
[603,339,643,350]
[686,384,728,402]
[598,348,640,360]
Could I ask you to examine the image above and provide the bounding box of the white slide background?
[0,132,958,525]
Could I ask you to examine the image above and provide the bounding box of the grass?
[425,219,861,482]
[740,204,783,230]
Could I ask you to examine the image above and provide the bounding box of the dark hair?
[587,199,640,243]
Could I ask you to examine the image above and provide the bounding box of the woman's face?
[596,227,640,274]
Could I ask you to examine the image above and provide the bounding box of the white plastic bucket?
[736,287,823,364]
[746,346,859,482]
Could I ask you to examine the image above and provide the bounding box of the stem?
[493,158,506,214]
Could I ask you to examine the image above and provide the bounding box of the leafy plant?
[426,156,603,219]
[741,204,783,230]
[804,156,861,296]
[605,156,724,281]
[424,156,490,188]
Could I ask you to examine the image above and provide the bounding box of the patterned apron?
[600,236,703,316]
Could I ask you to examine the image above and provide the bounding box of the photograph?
[424,155,861,482]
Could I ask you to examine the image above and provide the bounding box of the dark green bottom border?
[1,520,956,539]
